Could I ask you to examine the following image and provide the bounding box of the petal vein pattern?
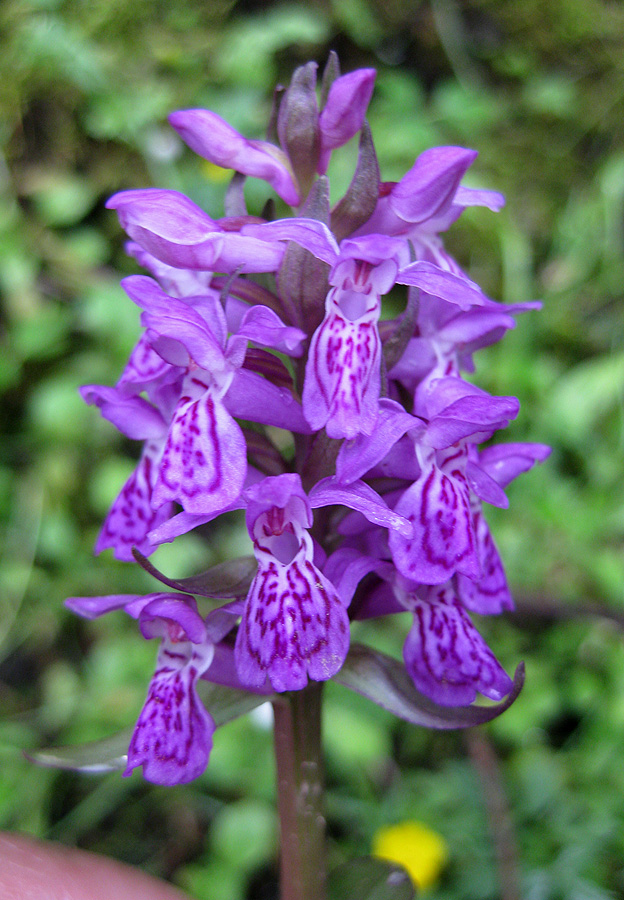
[236,475,349,692]
[153,389,246,515]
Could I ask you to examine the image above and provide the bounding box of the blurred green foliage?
[1,0,624,898]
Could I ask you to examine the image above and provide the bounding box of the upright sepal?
[169,109,300,206]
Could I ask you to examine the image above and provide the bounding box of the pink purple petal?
[169,109,300,206]
[303,292,381,438]
[456,509,513,614]
[153,391,246,515]
[389,463,480,583]
[235,551,349,692]
[403,584,513,705]
[96,444,174,561]
[125,642,215,785]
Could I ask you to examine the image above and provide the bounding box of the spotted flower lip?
[235,474,350,692]
[400,582,513,706]
[66,58,549,785]
[125,596,217,785]
[243,219,491,438]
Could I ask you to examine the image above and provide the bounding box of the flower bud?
[277,62,321,201]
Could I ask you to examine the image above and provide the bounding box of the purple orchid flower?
[62,58,550,787]
[66,592,235,784]
[107,189,285,274]
[242,219,489,438]
[126,596,219,785]
[317,67,376,173]
[169,110,301,206]
[120,275,309,518]
[357,146,505,274]
[79,386,175,561]
[399,581,513,706]
[170,64,375,204]
[235,474,350,692]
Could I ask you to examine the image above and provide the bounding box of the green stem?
[272,682,326,900]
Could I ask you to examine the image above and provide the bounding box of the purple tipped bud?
[318,68,376,172]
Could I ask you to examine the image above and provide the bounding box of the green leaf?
[28,683,270,774]
[329,857,415,900]
[334,643,524,728]
[26,728,133,774]
[542,352,624,448]
[133,548,257,599]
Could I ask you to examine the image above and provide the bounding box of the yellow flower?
[372,821,449,891]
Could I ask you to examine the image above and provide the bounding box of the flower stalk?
[273,683,326,900]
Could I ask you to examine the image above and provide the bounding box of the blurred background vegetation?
[1,0,624,897]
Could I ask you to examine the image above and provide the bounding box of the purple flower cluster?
[68,58,549,784]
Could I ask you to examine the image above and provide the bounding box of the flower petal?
[80,385,166,441]
[125,241,216,297]
[303,295,382,438]
[234,303,306,356]
[403,584,513,705]
[389,146,478,224]
[107,189,284,273]
[454,185,505,212]
[169,109,300,206]
[235,552,349,692]
[65,594,145,619]
[478,442,552,488]
[153,391,246,515]
[125,642,215,785]
[117,334,180,393]
[456,509,513,614]
[224,369,312,433]
[319,68,376,152]
[310,476,412,537]
[243,218,340,266]
[96,443,174,561]
[389,464,480,583]
[397,262,486,310]
[336,398,420,484]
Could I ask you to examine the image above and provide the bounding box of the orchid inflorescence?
[67,56,549,786]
